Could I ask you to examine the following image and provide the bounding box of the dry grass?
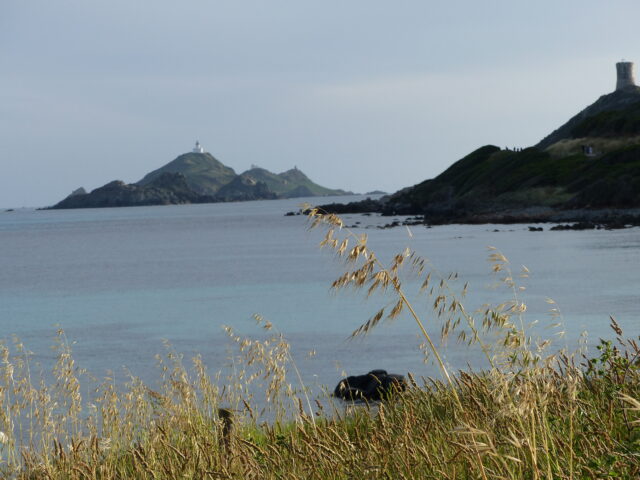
[0,209,638,479]
[546,135,640,158]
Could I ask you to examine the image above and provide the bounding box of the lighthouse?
[192,140,205,153]
[616,61,636,91]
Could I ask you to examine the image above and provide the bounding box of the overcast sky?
[1,1,639,207]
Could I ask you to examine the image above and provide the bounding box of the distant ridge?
[137,151,236,195]
[49,143,349,209]
[238,166,347,198]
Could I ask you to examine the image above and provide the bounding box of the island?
[48,141,350,209]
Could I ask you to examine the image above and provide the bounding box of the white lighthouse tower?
[192,140,205,153]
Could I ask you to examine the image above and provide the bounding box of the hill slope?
[50,173,212,209]
[383,143,640,218]
[537,87,640,149]
[319,87,640,224]
[388,93,640,220]
[137,153,347,199]
[237,167,347,198]
[137,152,237,195]
[214,175,278,202]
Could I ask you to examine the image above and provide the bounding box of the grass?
[570,101,640,138]
[388,141,640,214]
[546,135,640,159]
[0,210,639,479]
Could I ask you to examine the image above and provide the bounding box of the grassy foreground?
[1,211,639,479]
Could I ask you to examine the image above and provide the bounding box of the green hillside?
[137,152,237,195]
[386,142,640,216]
[239,167,348,198]
[214,175,278,202]
[137,152,347,200]
[537,87,640,148]
[377,92,640,220]
[571,100,640,138]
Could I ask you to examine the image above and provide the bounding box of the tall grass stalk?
[0,210,637,479]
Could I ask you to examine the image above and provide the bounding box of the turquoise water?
[1,197,639,392]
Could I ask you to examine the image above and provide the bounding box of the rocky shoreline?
[308,199,640,230]
[443,207,640,228]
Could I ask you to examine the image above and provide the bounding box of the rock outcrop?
[67,187,87,197]
[214,175,278,202]
[333,370,407,401]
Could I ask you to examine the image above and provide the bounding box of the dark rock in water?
[315,197,384,214]
[528,226,544,231]
[604,222,628,230]
[333,370,406,401]
[550,222,597,231]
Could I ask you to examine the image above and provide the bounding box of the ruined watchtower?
[616,61,636,90]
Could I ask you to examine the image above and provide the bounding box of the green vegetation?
[137,152,238,195]
[53,154,347,208]
[536,87,640,149]
[387,140,640,215]
[236,167,294,195]
[238,167,347,198]
[387,146,580,213]
[137,153,346,199]
[571,100,640,138]
[1,212,639,479]
[377,89,640,218]
[546,135,640,159]
[279,168,347,197]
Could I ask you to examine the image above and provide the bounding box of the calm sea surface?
[1,196,639,393]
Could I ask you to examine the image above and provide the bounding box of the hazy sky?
[2,1,639,208]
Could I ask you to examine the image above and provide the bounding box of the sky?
[2,1,640,208]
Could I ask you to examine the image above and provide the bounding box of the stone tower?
[616,61,636,90]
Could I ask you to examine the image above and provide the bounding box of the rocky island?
[49,141,349,209]
[317,62,640,227]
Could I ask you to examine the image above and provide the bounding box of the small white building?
[192,140,205,153]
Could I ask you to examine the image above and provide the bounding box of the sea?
[1,195,639,401]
